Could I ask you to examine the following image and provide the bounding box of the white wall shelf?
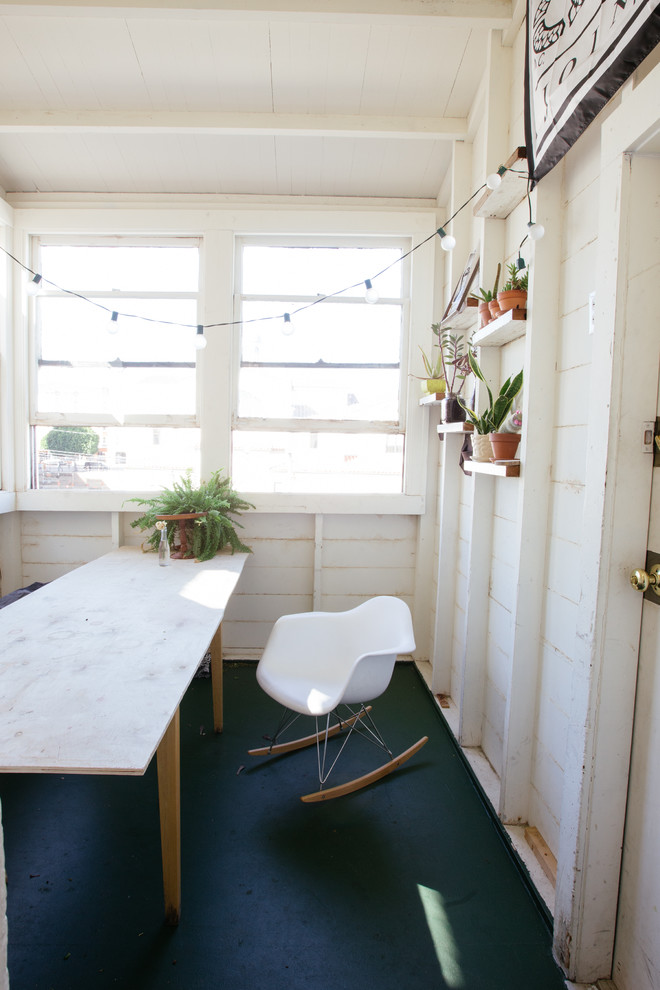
[439,297,479,332]
[473,147,528,219]
[464,460,520,477]
[437,422,473,435]
[473,309,526,347]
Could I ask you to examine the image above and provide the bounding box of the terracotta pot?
[488,300,501,320]
[156,511,207,558]
[439,394,466,424]
[478,301,491,328]
[489,432,521,460]
[471,434,493,462]
[497,289,527,314]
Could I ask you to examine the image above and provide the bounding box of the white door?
[609,153,660,990]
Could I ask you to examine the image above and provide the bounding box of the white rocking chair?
[248,597,428,802]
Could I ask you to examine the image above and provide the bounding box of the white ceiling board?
[0,4,500,198]
[0,131,454,197]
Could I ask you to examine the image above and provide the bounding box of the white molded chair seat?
[250,597,427,802]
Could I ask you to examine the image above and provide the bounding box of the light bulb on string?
[527,221,545,241]
[281,312,294,336]
[106,311,119,334]
[436,227,456,252]
[516,255,526,271]
[486,165,507,190]
[364,279,379,304]
[26,273,42,296]
[194,324,207,350]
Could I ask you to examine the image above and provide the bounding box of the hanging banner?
[525,0,660,183]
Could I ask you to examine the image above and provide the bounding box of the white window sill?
[14,489,425,515]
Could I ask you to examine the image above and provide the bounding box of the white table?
[0,545,248,924]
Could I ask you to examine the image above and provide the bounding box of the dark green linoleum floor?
[0,663,567,990]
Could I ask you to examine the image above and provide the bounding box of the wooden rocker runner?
[248,598,428,802]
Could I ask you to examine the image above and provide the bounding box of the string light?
[486,165,507,190]
[526,185,545,241]
[26,273,42,296]
[436,227,456,252]
[364,279,379,304]
[1,165,542,335]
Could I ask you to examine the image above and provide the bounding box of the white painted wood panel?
[552,425,589,487]
[541,590,579,662]
[529,747,562,854]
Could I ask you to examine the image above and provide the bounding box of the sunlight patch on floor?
[417,883,465,989]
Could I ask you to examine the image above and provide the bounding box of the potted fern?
[126,470,253,561]
[459,353,523,462]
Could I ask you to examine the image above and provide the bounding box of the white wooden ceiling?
[0,1,515,200]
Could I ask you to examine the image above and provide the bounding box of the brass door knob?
[630,563,660,596]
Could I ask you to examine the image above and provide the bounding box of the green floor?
[0,663,567,990]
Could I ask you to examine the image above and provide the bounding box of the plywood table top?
[0,546,248,776]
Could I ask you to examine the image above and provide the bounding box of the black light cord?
[1,166,535,333]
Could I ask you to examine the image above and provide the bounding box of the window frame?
[232,233,419,496]
[29,234,202,431]
[9,205,436,513]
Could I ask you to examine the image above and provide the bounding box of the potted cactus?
[470,263,501,327]
[497,262,528,314]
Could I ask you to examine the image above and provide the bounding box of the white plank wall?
[21,511,114,585]
[12,510,419,661]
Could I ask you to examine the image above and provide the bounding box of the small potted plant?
[459,352,523,462]
[415,345,446,396]
[497,262,528,314]
[470,263,501,327]
[431,323,474,423]
[126,469,253,561]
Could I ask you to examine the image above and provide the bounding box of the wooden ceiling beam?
[0,110,468,140]
[0,1,512,27]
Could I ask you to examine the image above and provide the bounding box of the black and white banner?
[525,0,660,182]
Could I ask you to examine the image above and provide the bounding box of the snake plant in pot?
[459,352,523,462]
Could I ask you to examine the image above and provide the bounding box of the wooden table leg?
[157,707,181,925]
[210,622,223,734]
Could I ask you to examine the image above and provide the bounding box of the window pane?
[34,426,200,491]
[37,366,195,417]
[40,244,199,293]
[238,367,399,420]
[242,245,403,299]
[232,431,403,494]
[36,296,197,416]
[240,300,401,365]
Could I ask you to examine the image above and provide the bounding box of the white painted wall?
[424,24,660,987]
[1,20,659,990]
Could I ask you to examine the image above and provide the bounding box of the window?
[30,238,201,491]
[232,237,410,494]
